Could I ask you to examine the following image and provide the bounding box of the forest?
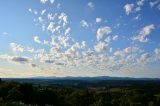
[0,78,160,106]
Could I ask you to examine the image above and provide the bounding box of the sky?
[0,0,160,78]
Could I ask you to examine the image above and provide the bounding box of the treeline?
[0,79,160,106]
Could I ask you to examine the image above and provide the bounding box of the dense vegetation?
[0,78,160,106]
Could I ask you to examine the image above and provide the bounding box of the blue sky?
[0,0,160,78]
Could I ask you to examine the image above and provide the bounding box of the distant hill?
[2,76,160,81]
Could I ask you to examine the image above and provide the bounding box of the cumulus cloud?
[88,2,94,9]
[94,42,108,53]
[154,48,160,55]
[114,50,125,57]
[96,18,102,23]
[97,26,112,41]
[59,36,69,47]
[132,24,155,42]
[80,20,89,28]
[58,12,68,24]
[34,36,41,44]
[137,0,144,6]
[50,0,54,4]
[134,14,141,20]
[124,3,134,15]
[47,22,55,33]
[41,9,46,15]
[0,54,12,61]
[112,35,118,41]
[139,53,151,62]
[65,27,71,35]
[47,13,55,21]
[134,0,145,12]
[5,0,160,74]
[40,0,48,4]
[10,43,24,52]
[114,46,140,57]
[150,0,160,8]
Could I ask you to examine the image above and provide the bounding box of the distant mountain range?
[2,76,160,81]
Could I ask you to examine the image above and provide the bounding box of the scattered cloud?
[124,3,134,15]
[80,20,89,28]
[150,0,160,8]
[88,2,94,9]
[41,9,46,15]
[50,0,54,4]
[94,41,108,53]
[112,35,118,41]
[132,24,155,42]
[10,43,24,52]
[1,0,160,77]
[97,26,112,41]
[133,14,141,20]
[34,36,41,44]
[58,12,68,25]
[40,0,48,4]
[96,18,102,23]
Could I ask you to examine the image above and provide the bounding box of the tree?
[7,87,23,101]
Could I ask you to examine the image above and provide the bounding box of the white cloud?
[124,47,140,53]
[154,48,160,55]
[137,0,144,6]
[38,16,43,23]
[65,42,80,57]
[94,42,108,53]
[81,41,86,49]
[114,46,140,57]
[65,27,71,35]
[34,11,38,15]
[10,43,24,52]
[34,36,41,44]
[154,48,160,60]
[124,3,134,15]
[112,35,118,41]
[59,36,69,47]
[132,24,155,42]
[104,36,111,43]
[80,20,89,28]
[28,8,32,13]
[41,9,46,15]
[114,50,125,57]
[88,2,94,9]
[134,14,141,20]
[139,53,151,62]
[57,3,61,8]
[40,0,48,4]
[150,0,160,8]
[48,13,55,21]
[0,54,12,61]
[2,32,8,36]
[58,12,68,24]
[47,22,55,33]
[50,0,54,4]
[97,26,112,41]
[43,40,49,45]
[27,47,34,53]
[96,18,102,23]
